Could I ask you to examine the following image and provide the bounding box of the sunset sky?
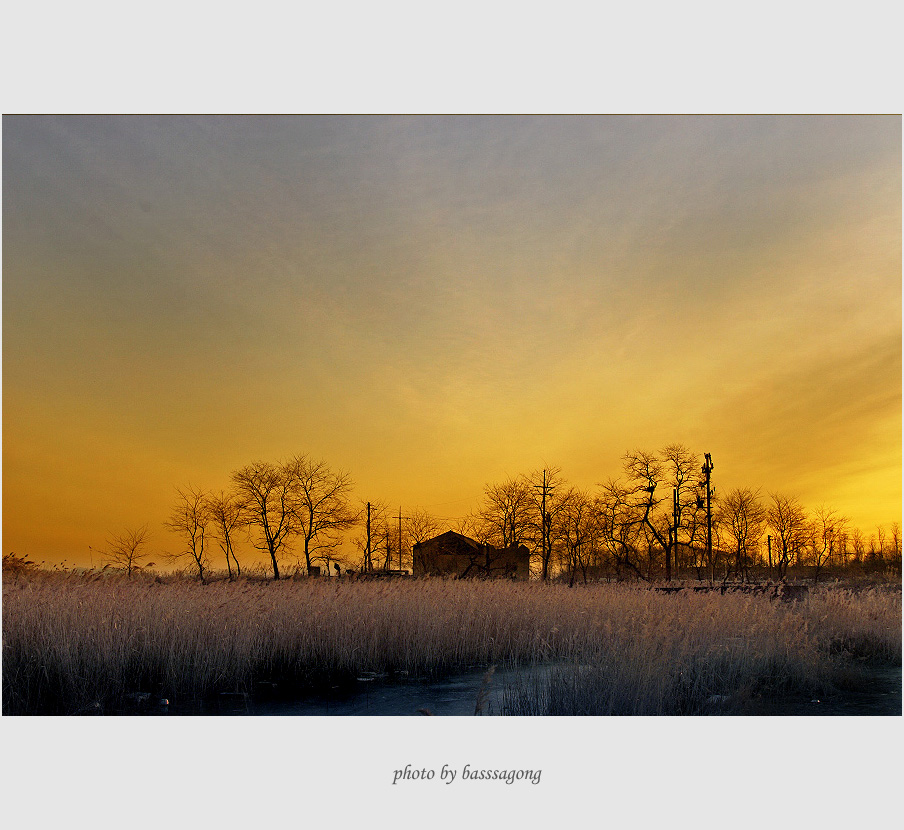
[3,114,901,567]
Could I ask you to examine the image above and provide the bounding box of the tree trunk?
[304,537,313,574]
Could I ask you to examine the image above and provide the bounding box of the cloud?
[706,332,901,515]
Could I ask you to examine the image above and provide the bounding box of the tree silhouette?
[719,488,766,583]
[596,477,648,580]
[623,446,700,581]
[231,460,299,580]
[808,505,847,584]
[102,525,153,578]
[165,485,211,582]
[286,455,358,575]
[475,476,535,549]
[207,489,246,579]
[767,493,809,581]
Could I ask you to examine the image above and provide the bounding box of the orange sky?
[2,115,901,568]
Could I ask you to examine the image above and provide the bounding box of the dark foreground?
[111,661,901,717]
[5,574,900,716]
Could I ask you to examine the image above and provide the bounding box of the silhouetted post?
[398,506,403,572]
[383,534,391,570]
[541,470,548,579]
[702,453,714,582]
[674,487,680,578]
[665,486,679,582]
[365,502,372,573]
[666,524,673,582]
[544,510,551,576]
[534,470,553,580]
[767,534,773,576]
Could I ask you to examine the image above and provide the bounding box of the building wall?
[413,531,531,580]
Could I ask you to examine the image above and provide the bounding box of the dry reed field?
[2,571,900,715]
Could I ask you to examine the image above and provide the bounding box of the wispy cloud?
[3,115,900,561]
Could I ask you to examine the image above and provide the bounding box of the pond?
[730,664,901,716]
[201,665,522,716]
[154,662,901,716]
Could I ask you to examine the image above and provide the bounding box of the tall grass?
[3,571,900,715]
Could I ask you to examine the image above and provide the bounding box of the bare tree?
[605,445,714,582]
[474,476,535,549]
[622,448,676,580]
[165,485,211,582]
[406,507,445,546]
[708,508,731,581]
[867,533,878,562]
[851,527,865,563]
[102,525,153,578]
[889,522,902,573]
[658,444,701,577]
[890,523,901,555]
[835,529,850,569]
[525,467,571,580]
[231,460,299,580]
[353,499,393,572]
[596,478,647,580]
[766,493,809,581]
[808,506,847,584]
[207,489,246,579]
[560,489,601,585]
[718,488,766,582]
[287,455,358,575]
[875,525,887,565]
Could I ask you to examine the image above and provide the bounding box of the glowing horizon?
[3,115,900,568]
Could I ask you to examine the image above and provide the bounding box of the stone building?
[412,530,531,580]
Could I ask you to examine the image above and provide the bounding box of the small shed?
[412,531,531,580]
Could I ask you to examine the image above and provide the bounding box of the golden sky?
[2,115,901,567]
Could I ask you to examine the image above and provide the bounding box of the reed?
[3,570,899,715]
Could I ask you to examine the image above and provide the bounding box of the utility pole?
[541,469,548,580]
[365,502,372,573]
[666,524,673,582]
[702,453,714,583]
[399,506,403,573]
[666,486,679,582]
[534,469,554,581]
[767,534,773,575]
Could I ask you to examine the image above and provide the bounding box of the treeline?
[461,447,901,585]
[98,446,901,583]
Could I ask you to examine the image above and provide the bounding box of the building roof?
[415,530,482,551]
